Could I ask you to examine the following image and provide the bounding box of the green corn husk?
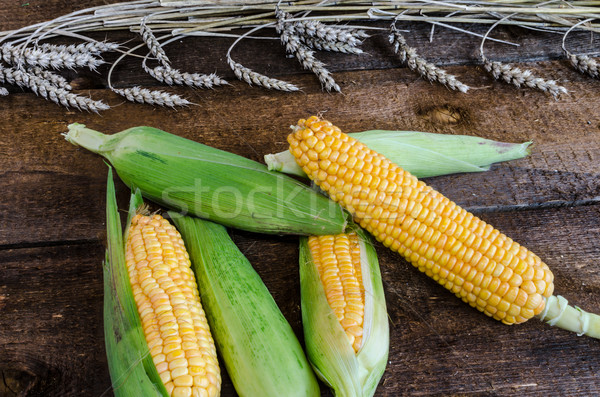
[104,168,168,397]
[265,129,531,178]
[299,226,389,397]
[65,123,347,236]
[170,213,320,397]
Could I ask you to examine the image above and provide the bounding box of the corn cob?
[300,226,389,397]
[126,213,221,397]
[288,116,553,325]
[266,129,531,179]
[308,232,366,352]
[106,169,221,397]
[170,213,320,397]
[65,123,347,236]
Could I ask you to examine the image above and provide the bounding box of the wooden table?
[1,1,599,396]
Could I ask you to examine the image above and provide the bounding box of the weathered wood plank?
[0,243,109,396]
[0,1,109,32]
[1,62,599,246]
[378,203,600,396]
[1,204,599,396]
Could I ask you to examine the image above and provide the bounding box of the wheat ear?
[143,64,227,89]
[226,55,299,92]
[1,43,104,70]
[28,67,72,90]
[276,12,340,92]
[224,18,299,92]
[0,65,109,112]
[389,25,469,93]
[302,37,364,54]
[112,86,190,107]
[139,19,171,68]
[561,18,599,79]
[481,56,567,98]
[37,41,120,56]
[479,14,566,98]
[290,17,367,47]
[566,52,599,78]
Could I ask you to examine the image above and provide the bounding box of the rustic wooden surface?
[1,2,600,396]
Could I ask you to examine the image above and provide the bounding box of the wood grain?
[1,205,599,396]
[2,63,599,246]
[0,243,108,396]
[2,1,600,396]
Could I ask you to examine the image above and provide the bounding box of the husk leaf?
[170,213,320,397]
[265,129,531,179]
[103,168,168,397]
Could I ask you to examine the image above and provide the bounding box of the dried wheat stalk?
[1,44,104,70]
[0,65,109,112]
[1,1,598,110]
[388,25,469,93]
[112,86,190,107]
[482,56,567,98]
[277,13,340,92]
[226,55,300,92]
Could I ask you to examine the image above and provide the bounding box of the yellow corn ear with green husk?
[104,168,169,397]
[170,213,320,397]
[65,123,347,236]
[265,129,531,178]
[288,116,600,338]
[106,169,222,397]
[300,226,389,397]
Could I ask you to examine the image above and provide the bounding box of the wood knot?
[1,368,38,396]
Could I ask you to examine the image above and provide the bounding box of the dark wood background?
[1,1,600,396]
